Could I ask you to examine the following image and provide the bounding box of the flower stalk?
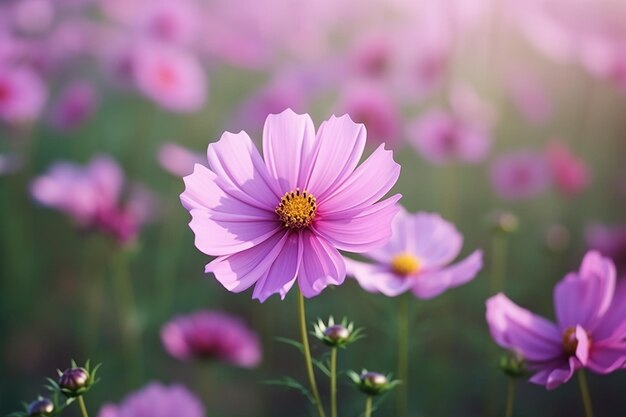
[396,294,409,417]
[577,370,594,417]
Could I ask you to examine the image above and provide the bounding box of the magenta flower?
[587,223,626,273]
[161,310,261,368]
[407,109,491,165]
[486,251,626,389]
[0,65,47,123]
[134,43,207,113]
[347,209,482,298]
[134,0,199,46]
[545,141,589,197]
[490,151,550,200]
[338,83,401,148]
[180,109,401,302]
[30,155,154,243]
[157,142,204,177]
[49,80,98,131]
[97,382,204,417]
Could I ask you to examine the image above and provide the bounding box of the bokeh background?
[1,0,626,416]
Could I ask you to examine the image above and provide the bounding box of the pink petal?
[314,194,401,252]
[298,231,346,298]
[207,130,281,210]
[262,109,316,193]
[319,144,400,214]
[529,357,579,390]
[188,208,280,256]
[593,280,626,341]
[346,258,413,297]
[206,232,287,293]
[579,250,616,316]
[408,212,463,268]
[486,294,562,362]
[252,233,301,302]
[587,342,626,374]
[411,250,482,299]
[364,207,410,263]
[304,114,366,200]
[575,325,590,365]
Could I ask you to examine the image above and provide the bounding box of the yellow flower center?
[390,253,421,276]
[275,188,317,230]
[562,327,591,356]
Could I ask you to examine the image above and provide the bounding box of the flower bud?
[499,352,526,378]
[348,369,399,396]
[487,211,519,234]
[322,324,350,346]
[58,367,89,397]
[27,398,54,416]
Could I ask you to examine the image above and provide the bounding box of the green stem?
[396,294,409,417]
[330,348,337,417]
[77,396,89,417]
[297,289,326,417]
[504,378,515,417]
[577,370,594,417]
[490,233,507,294]
[364,396,373,417]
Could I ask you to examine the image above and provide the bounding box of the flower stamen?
[390,253,421,276]
[276,188,317,230]
[562,327,591,356]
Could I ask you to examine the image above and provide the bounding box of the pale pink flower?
[545,141,589,197]
[505,70,553,125]
[0,65,47,123]
[161,310,261,368]
[134,43,207,113]
[487,251,626,389]
[180,109,401,301]
[490,151,550,200]
[134,0,200,47]
[157,142,204,177]
[347,209,482,298]
[97,382,204,417]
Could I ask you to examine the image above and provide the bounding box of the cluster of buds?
[348,370,401,397]
[499,351,527,378]
[312,316,364,348]
[8,360,100,417]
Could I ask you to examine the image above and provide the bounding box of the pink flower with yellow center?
[346,209,482,298]
[487,251,626,389]
[180,109,401,302]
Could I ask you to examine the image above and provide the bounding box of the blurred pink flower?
[161,310,261,368]
[30,155,154,243]
[50,80,98,131]
[407,109,491,165]
[490,151,550,200]
[0,153,22,176]
[157,142,204,177]
[347,209,482,298]
[10,0,55,35]
[134,0,200,46]
[339,83,401,148]
[134,43,207,113]
[545,141,589,197]
[0,65,47,123]
[487,251,626,389]
[587,223,626,273]
[505,70,553,125]
[97,382,205,417]
[180,109,401,301]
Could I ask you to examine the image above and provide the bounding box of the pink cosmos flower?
[587,223,626,273]
[49,80,98,131]
[346,209,482,298]
[407,109,491,165]
[545,141,589,197]
[0,65,47,123]
[134,0,200,47]
[161,310,261,368]
[157,142,204,177]
[486,251,626,389]
[505,70,553,125]
[490,151,550,200]
[134,43,207,113]
[97,382,204,417]
[31,155,153,243]
[180,109,401,302]
[338,83,401,148]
